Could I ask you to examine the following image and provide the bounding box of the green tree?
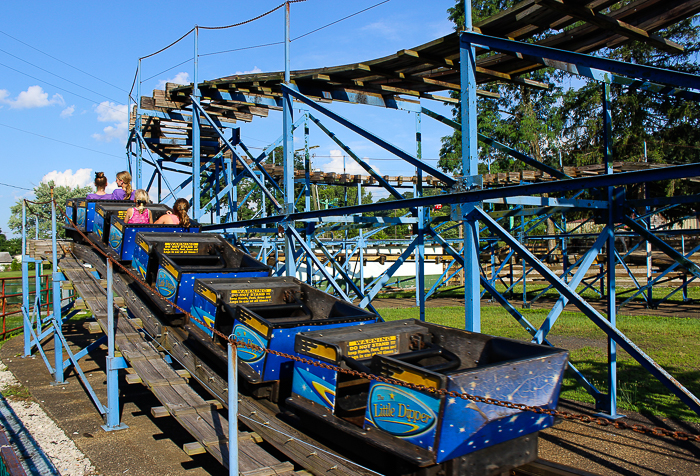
[0,234,21,256]
[8,181,93,239]
[438,0,565,175]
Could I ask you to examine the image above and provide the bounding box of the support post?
[50,192,64,385]
[415,111,425,321]
[22,202,30,357]
[193,27,201,220]
[228,339,238,475]
[599,82,622,419]
[102,258,128,431]
[461,0,481,332]
[135,60,143,189]
[283,3,296,278]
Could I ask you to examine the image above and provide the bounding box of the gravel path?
[0,359,97,476]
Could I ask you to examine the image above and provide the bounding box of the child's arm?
[149,210,153,224]
[125,208,134,223]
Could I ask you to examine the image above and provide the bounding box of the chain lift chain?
[46,201,700,444]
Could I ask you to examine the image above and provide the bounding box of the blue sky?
[0,0,458,236]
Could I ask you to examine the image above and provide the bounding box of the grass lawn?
[380,306,700,423]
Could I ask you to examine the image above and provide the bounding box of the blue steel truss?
[120,1,700,422]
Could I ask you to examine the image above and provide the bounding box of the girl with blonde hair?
[112,171,135,201]
[125,189,153,224]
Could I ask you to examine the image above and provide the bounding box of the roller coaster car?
[76,198,133,234]
[288,319,568,466]
[131,232,271,315]
[104,207,201,261]
[91,202,170,248]
[191,277,378,401]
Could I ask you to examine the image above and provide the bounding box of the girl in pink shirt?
[125,190,153,224]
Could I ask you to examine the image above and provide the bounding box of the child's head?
[134,189,149,211]
[173,198,191,228]
[94,172,107,191]
[116,171,132,198]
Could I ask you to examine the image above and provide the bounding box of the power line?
[0,47,123,104]
[0,181,32,191]
[292,0,391,42]
[0,122,124,160]
[0,29,127,93]
[0,61,127,116]
[201,0,392,58]
[142,58,193,83]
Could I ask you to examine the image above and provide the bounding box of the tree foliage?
[440,1,700,219]
[8,181,93,239]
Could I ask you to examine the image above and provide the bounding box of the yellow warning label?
[163,242,199,254]
[97,208,104,217]
[200,287,217,304]
[163,261,180,281]
[347,336,397,360]
[117,211,127,220]
[229,288,272,304]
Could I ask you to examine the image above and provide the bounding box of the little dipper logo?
[367,383,437,437]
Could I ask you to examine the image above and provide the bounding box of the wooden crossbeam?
[534,0,684,54]
[475,66,550,90]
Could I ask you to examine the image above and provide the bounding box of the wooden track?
[70,244,379,476]
[59,249,300,475]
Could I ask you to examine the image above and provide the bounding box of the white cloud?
[92,101,128,143]
[234,66,262,75]
[156,71,191,90]
[42,168,93,189]
[60,105,75,118]
[361,21,400,41]
[0,86,64,109]
[320,149,370,175]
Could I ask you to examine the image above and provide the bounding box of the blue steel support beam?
[308,114,404,201]
[309,114,404,203]
[50,194,64,385]
[473,206,700,416]
[602,83,621,418]
[415,111,425,321]
[192,28,201,220]
[420,107,571,180]
[280,84,456,187]
[460,6,481,332]
[360,239,418,308]
[624,216,700,279]
[534,228,611,344]
[204,162,700,231]
[190,99,281,211]
[238,142,283,195]
[461,32,700,91]
[136,131,177,199]
[283,4,296,279]
[286,227,350,301]
[135,60,143,188]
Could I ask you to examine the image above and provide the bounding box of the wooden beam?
[534,0,684,54]
[475,66,550,90]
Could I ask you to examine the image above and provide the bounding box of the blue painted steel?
[51,196,64,385]
[473,206,700,416]
[227,340,238,475]
[204,162,700,232]
[192,27,201,219]
[309,114,403,201]
[136,59,142,188]
[281,84,456,187]
[102,259,128,431]
[190,99,282,211]
[421,107,571,180]
[461,32,700,90]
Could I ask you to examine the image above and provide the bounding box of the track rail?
[71,244,380,476]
